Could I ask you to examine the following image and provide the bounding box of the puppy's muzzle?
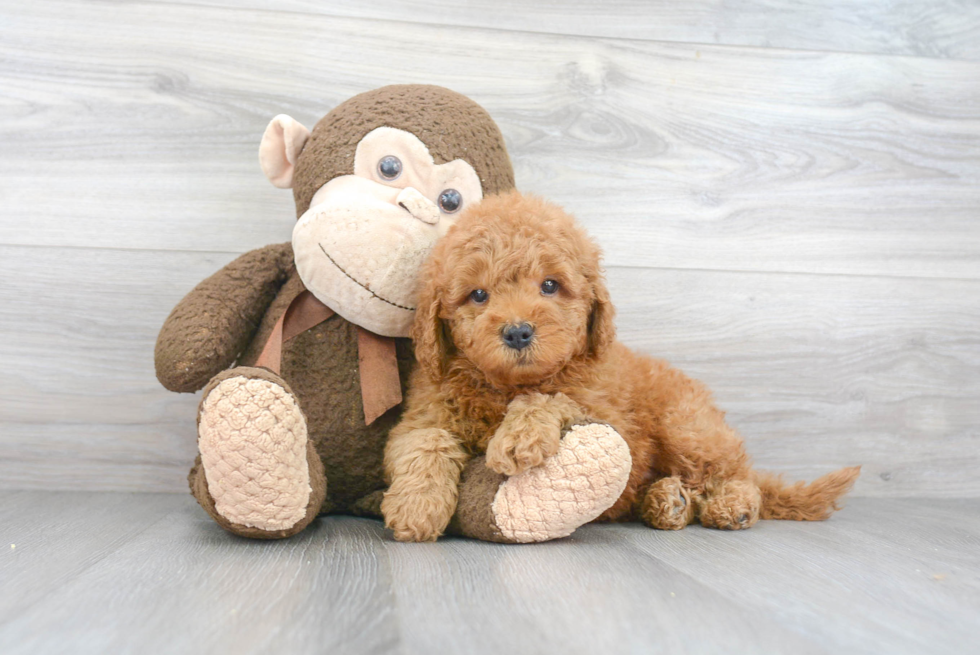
[502,323,534,351]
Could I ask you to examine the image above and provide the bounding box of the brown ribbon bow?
[254,290,403,425]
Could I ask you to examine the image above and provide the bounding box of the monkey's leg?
[449,422,631,543]
[189,367,326,539]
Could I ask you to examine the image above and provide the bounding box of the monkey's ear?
[259,114,311,189]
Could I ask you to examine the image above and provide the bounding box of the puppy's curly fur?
[383,191,860,542]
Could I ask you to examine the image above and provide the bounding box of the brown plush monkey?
[155,85,632,541]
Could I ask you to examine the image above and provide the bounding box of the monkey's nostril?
[502,323,535,351]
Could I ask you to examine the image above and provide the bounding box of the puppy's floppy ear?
[587,273,616,357]
[411,267,455,379]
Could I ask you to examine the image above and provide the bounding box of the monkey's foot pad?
[491,423,632,543]
[198,376,311,531]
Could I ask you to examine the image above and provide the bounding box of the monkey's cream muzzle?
[294,176,445,337]
[283,125,483,337]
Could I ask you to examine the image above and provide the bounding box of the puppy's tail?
[753,466,861,521]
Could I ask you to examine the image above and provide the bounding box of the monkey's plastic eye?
[438,189,462,213]
[541,279,559,295]
[470,289,489,304]
[378,156,402,180]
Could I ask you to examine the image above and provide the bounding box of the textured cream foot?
[198,376,311,531]
[491,423,631,543]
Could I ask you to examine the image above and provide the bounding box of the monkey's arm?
[154,242,295,393]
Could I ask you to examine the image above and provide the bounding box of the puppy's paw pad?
[641,477,695,530]
[699,481,762,531]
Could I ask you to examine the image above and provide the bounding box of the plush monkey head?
[258,85,515,337]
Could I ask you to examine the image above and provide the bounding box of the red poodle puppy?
[383,191,859,542]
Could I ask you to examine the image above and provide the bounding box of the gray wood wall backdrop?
[1,0,978,497]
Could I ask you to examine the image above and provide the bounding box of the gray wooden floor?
[1,492,977,655]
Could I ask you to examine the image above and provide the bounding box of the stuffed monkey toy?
[154,85,632,542]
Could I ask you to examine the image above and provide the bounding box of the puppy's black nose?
[502,323,534,351]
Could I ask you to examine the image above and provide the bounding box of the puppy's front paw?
[486,420,561,476]
[381,486,455,542]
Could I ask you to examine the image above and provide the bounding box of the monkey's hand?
[154,242,295,393]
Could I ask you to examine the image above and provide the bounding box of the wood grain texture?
[0,492,187,624]
[1,245,976,496]
[381,519,823,655]
[0,246,233,492]
[150,0,980,61]
[1,492,977,654]
[0,1,978,497]
[1,1,979,279]
[0,494,400,655]
[610,497,980,654]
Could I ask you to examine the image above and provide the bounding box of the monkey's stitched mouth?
[318,243,416,312]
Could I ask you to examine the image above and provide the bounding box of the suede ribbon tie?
[254,290,403,425]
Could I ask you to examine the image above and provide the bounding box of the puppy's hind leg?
[640,477,699,530]
[636,362,760,530]
[699,479,762,530]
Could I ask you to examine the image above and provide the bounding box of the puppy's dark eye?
[541,279,560,295]
[438,189,462,213]
[470,289,489,304]
[378,156,402,180]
